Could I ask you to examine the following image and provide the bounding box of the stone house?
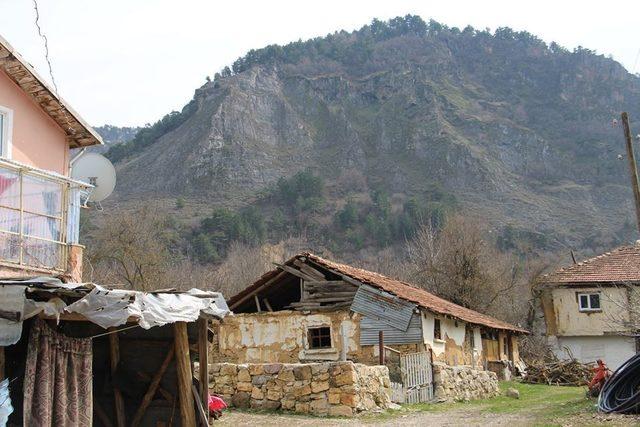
[539,243,640,369]
[217,252,527,373]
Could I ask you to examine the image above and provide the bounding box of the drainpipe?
[69,148,86,173]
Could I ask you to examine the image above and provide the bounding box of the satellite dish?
[71,153,116,202]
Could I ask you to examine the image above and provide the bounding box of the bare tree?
[405,215,523,320]
[84,207,179,291]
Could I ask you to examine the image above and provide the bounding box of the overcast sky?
[1,0,639,127]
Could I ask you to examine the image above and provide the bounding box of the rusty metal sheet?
[351,284,416,331]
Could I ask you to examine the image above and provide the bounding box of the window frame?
[0,105,13,159]
[307,326,332,349]
[577,292,601,312]
[434,318,442,341]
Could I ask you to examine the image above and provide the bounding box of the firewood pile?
[523,358,593,386]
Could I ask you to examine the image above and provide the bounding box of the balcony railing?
[0,159,90,271]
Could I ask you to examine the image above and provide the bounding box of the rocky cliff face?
[107,18,640,248]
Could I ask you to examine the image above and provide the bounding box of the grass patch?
[402,381,595,424]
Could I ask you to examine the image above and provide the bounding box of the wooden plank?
[275,264,317,281]
[254,295,262,312]
[174,322,196,427]
[197,318,210,425]
[229,270,288,309]
[304,280,350,287]
[192,384,208,427]
[292,260,326,280]
[131,346,175,427]
[108,330,126,427]
[263,298,274,312]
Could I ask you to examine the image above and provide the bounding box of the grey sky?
[1,0,639,127]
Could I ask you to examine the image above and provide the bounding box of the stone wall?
[208,361,391,416]
[433,363,500,402]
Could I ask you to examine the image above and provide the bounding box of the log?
[108,330,126,427]
[131,346,175,427]
[292,260,326,280]
[174,322,196,427]
[275,264,317,281]
[197,318,210,425]
[263,298,273,312]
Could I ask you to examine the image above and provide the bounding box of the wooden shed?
[0,278,229,426]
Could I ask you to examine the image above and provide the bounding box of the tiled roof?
[228,252,528,333]
[542,244,640,285]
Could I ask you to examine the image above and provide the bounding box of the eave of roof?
[541,244,640,285]
[228,252,528,334]
[0,35,103,148]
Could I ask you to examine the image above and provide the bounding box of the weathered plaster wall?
[206,361,391,416]
[0,70,68,175]
[214,310,361,363]
[421,311,484,367]
[552,287,629,336]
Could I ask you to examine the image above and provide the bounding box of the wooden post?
[254,295,262,312]
[108,330,126,427]
[174,321,196,427]
[131,346,175,427]
[621,112,640,233]
[197,318,210,425]
[378,331,385,365]
[0,346,5,381]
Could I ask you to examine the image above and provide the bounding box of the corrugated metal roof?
[351,284,416,331]
[360,312,423,345]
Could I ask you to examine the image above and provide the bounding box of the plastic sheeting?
[0,279,230,334]
[0,378,13,427]
[64,285,230,329]
[0,285,25,345]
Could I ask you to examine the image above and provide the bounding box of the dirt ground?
[217,408,534,426]
[217,407,640,427]
[214,381,640,427]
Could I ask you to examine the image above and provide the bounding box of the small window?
[434,318,442,340]
[468,328,475,348]
[578,293,601,311]
[0,106,13,159]
[308,327,331,349]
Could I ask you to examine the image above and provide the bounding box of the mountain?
[101,16,640,257]
[93,125,141,153]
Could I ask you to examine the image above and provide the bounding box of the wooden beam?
[254,295,262,312]
[192,384,209,427]
[108,330,126,427]
[131,346,175,427]
[0,347,4,381]
[229,270,288,309]
[135,371,174,403]
[292,259,326,280]
[174,322,196,427]
[275,264,317,281]
[197,318,210,425]
[263,298,273,312]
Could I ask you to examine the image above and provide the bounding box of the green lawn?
[401,381,596,425]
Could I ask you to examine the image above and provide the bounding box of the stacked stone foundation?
[208,361,391,416]
[433,363,500,402]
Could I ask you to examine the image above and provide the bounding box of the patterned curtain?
[22,319,93,427]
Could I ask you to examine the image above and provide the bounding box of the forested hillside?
[94,15,640,265]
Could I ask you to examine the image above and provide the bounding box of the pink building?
[0,35,102,281]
